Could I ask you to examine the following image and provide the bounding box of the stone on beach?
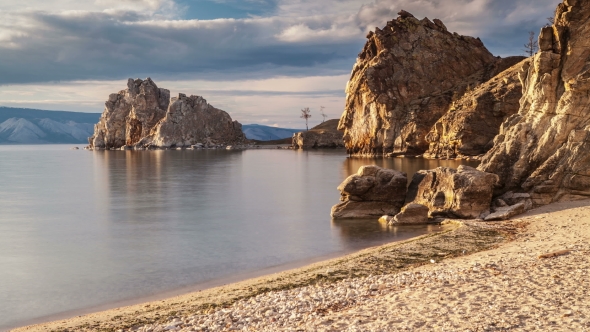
[391,203,430,224]
[331,165,407,219]
[406,165,498,219]
[484,202,526,221]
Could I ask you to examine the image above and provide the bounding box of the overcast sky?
[0,0,559,128]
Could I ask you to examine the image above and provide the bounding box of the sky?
[0,0,559,129]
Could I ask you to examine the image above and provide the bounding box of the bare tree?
[300,107,311,130]
[319,106,327,123]
[547,16,555,26]
[524,31,538,57]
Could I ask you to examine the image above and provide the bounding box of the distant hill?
[242,124,301,141]
[0,107,101,144]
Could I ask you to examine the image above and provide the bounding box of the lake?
[0,145,477,330]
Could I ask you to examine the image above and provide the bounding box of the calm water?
[0,145,477,329]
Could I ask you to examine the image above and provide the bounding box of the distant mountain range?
[0,107,100,144]
[242,124,301,141]
[0,106,306,144]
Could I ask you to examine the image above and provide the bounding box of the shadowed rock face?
[137,94,245,148]
[339,11,505,157]
[292,119,344,149]
[90,78,170,149]
[424,57,528,159]
[478,0,590,205]
[406,166,498,219]
[89,79,244,149]
[331,165,407,219]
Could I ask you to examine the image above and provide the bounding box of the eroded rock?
[406,165,498,219]
[484,203,526,221]
[339,12,512,156]
[137,93,245,148]
[331,165,407,219]
[89,78,170,149]
[424,57,528,158]
[391,203,430,224]
[478,0,590,205]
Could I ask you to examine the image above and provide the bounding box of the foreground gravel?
[125,202,590,332]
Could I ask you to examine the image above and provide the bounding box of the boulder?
[484,203,526,221]
[89,78,170,149]
[406,165,498,219]
[391,203,430,224]
[339,12,516,156]
[424,57,528,158]
[292,119,344,149]
[331,165,407,219]
[137,93,245,148]
[478,0,590,205]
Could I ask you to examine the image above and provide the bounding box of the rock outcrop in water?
[136,93,245,148]
[338,11,522,157]
[424,58,529,159]
[89,78,245,149]
[292,119,344,149]
[331,165,407,219]
[478,0,590,205]
[90,78,170,149]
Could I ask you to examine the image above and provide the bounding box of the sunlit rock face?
[89,78,170,149]
[339,11,510,157]
[424,58,529,159]
[137,93,245,148]
[478,0,590,205]
[292,119,344,149]
[89,79,245,149]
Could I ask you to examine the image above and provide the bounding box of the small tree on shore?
[319,106,327,123]
[524,31,538,56]
[300,107,311,130]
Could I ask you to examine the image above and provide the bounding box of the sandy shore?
[13,199,590,332]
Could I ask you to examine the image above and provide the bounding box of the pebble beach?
[14,199,590,332]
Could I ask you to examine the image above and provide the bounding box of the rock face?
[89,79,245,149]
[406,166,498,219]
[391,203,429,224]
[339,11,514,157]
[137,94,245,148]
[90,78,170,149]
[331,165,407,219]
[424,58,528,158]
[478,0,590,205]
[292,119,344,149]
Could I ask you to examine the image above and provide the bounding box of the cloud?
[0,0,559,86]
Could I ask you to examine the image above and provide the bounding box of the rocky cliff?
[339,11,514,157]
[89,78,244,149]
[90,78,170,149]
[292,119,344,149]
[137,93,245,148]
[424,57,528,158]
[478,0,590,205]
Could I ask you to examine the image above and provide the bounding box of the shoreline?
[7,224,450,331]
[13,213,515,332]
[14,199,590,331]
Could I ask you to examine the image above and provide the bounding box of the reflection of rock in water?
[340,158,480,184]
[331,218,443,250]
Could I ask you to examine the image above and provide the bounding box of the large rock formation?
[424,58,528,158]
[339,11,517,157]
[331,165,407,219]
[90,78,170,149]
[292,119,344,149]
[89,78,245,149]
[406,166,498,219]
[478,0,590,205]
[137,94,245,148]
